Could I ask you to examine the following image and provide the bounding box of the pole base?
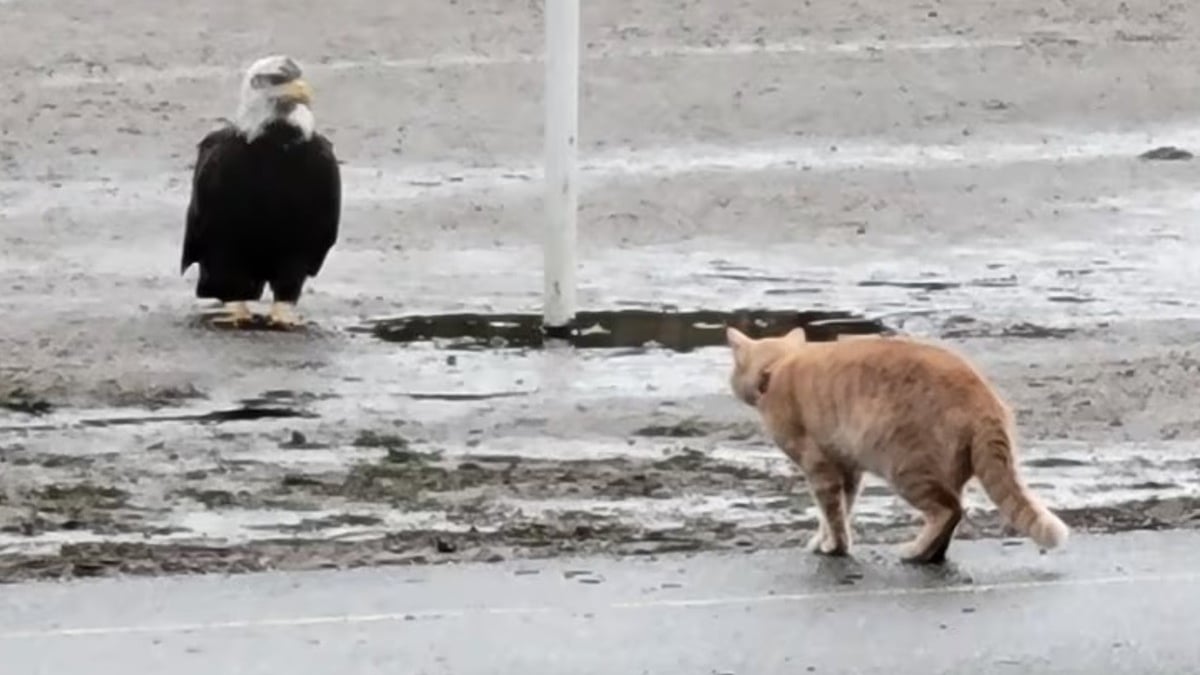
[542,322,577,340]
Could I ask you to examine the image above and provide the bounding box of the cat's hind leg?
[893,474,964,564]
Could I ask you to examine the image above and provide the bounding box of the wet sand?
[3,0,1200,582]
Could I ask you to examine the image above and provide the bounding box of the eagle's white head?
[235,54,316,142]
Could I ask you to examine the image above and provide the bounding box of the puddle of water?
[356,308,892,351]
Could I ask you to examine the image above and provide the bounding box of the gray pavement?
[3,530,1200,674]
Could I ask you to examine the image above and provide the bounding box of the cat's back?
[832,335,977,368]
[792,335,1004,410]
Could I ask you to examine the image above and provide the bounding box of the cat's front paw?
[807,526,848,556]
[817,537,849,556]
[806,526,828,552]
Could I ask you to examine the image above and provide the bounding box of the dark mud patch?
[188,312,321,334]
[189,406,312,423]
[4,419,1199,584]
[27,483,129,510]
[274,448,794,506]
[0,482,144,536]
[1047,294,1096,304]
[155,446,791,515]
[996,322,1077,340]
[1125,481,1181,491]
[1139,146,1193,161]
[0,515,801,583]
[1025,457,1090,469]
[941,321,1077,340]
[0,404,313,433]
[279,430,330,450]
[168,483,337,512]
[252,512,387,534]
[93,382,207,411]
[633,417,722,438]
[953,496,1200,542]
[0,387,52,416]
[1,448,102,470]
[1060,496,1200,531]
[311,458,489,504]
[173,487,258,510]
[858,279,961,292]
[632,418,772,442]
[241,389,338,408]
[352,429,414,449]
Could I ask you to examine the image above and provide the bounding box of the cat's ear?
[726,326,753,352]
[785,327,808,344]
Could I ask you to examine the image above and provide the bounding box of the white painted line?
[609,571,1200,609]
[2,570,1197,640]
[36,35,1049,88]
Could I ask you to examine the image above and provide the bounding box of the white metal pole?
[542,0,579,335]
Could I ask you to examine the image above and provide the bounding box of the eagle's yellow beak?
[279,78,313,105]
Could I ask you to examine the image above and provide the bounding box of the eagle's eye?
[251,73,293,89]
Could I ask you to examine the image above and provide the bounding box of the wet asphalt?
[3,530,1200,674]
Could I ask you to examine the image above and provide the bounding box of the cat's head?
[725,326,807,406]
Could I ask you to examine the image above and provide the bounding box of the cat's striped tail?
[970,416,1069,549]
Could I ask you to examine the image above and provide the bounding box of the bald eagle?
[181,55,341,329]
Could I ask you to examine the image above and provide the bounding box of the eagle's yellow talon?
[211,301,254,326]
[268,302,301,329]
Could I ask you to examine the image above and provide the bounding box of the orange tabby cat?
[725,326,1068,563]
